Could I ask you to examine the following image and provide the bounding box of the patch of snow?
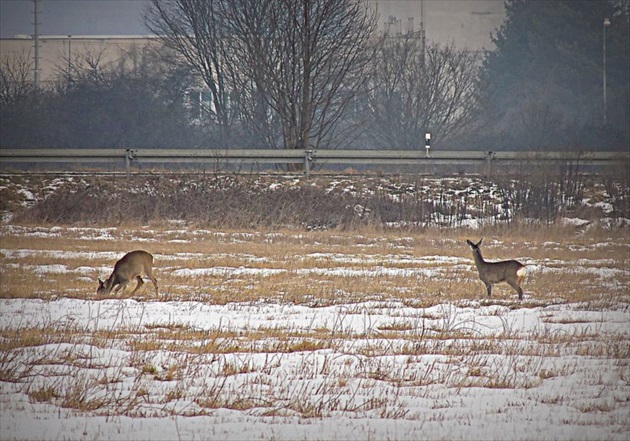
[593,201,614,213]
[561,217,591,227]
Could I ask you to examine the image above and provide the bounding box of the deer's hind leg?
[130,276,144,295]
[507,279,524,300]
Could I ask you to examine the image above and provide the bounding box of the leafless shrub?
[604,169,630,219]
[0,50,35,105]
[15,175,367,229]
[11,171,622,230]
[494,158,586,225]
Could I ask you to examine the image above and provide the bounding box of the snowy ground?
[1,298,628,440]
[1,224,629,440]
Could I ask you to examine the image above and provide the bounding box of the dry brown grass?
[1,223,628,308]
[4,169,628,231]
[1,208,628,435]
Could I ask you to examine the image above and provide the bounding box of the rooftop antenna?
[33,0,40,88]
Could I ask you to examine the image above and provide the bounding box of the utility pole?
[420,0,426,65]
[603,17,610,125]
[33,0,40,89]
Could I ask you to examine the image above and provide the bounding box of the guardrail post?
[126,149,136,174]
[304,150,314,178]
[484,151,495,176]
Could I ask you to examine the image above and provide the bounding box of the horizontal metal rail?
[1,148,628,175]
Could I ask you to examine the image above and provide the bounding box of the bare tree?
[144,0,236,147]
[55,48,112,89]
[221,0,379,151]
[366,33,482,149]
[0,50,35,105]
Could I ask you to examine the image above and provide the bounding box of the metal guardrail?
[1,148,628,175]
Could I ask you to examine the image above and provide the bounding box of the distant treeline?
[1,0,628,152]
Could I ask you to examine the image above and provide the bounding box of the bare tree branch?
[0,50,35,105]
[367,34,482,149]
[145,0,236,147]
[222,0,379,151]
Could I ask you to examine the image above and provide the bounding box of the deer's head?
[466,238,483,251]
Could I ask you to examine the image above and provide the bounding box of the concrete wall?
[372,0,505,51]
[1,1,505,86]
[0,35,160,86]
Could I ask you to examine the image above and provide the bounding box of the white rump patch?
[517,267,527,277]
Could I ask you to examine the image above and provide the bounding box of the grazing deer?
[97,250,158,296]
[466,239,526,300]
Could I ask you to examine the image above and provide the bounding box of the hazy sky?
[0,0,150,38]
[1,1,503,51]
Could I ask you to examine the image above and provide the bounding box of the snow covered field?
[1,223,629,440]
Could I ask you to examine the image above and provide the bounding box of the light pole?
[603,17,610,125]
[33,0,40,89]
[67,35,72,86]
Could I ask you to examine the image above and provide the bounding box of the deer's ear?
[466,240,474,247]
[477,238,483,247]
[98,278,104,287]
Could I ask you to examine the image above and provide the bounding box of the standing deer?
[97,250,158,296]
[466,239,526,300]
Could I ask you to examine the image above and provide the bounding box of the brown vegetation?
[3,169,628,231]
